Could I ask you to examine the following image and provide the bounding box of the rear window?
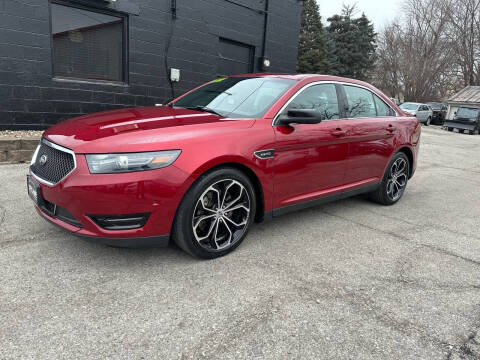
[428,103,443,110]
[400,103,418,111]
[457,108,480,118]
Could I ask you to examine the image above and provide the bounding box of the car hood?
[44,106,255,153]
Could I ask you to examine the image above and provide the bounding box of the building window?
[51,2,126,82]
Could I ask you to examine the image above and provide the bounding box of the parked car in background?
[426,102,447,125]
[399,103,433,125]
[27,74,421,259]
[444,107,480,134]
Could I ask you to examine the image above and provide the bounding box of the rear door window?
[374,95,395,117]
[343,85,377,118]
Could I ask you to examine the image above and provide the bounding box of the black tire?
[448,127,454,132]
[369,152,410,206]
[459,129,465,134]
[469,130,474,135]
[426,117,431,126]
[172,167,256,259]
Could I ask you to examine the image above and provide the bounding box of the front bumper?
[30,153,193,247]
[38,207,169,248]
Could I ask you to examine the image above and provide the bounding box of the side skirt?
[263,182,380,220]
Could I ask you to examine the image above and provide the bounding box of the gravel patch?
[0,130,43,139]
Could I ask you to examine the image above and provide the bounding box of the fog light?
[89,213,150,230]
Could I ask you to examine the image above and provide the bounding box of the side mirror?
[277,109,323,126]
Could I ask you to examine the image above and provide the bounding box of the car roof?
[228,73,373,86]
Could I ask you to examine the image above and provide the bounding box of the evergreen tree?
[355,13,377,79]
[326,5,377,81]
[296,0,329,74]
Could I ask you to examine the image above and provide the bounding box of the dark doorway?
[218,38,254,76]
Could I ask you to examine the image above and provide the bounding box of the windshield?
[427,103,443,110]
[457,108,480,119]
[400,103,419,110]
[171,77,296,118]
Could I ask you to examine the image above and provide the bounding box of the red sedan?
[28,74,421,258]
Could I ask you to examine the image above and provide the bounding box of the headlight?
[86,150,181,174]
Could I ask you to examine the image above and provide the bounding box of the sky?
[317,0,404,30]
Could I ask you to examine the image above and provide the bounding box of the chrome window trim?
[30,138,77,187]
[272,81,398,126]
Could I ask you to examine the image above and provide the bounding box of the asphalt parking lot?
[1,126,479,359]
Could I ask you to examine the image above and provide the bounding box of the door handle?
[332,129,348,137]
[387,125,396,133]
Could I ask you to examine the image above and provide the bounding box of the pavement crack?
[394,245,423,285]
[369,275,480,292]
[284,265,452,355]
[0,204,5,226]
[0,231,60,250]
[236,258,456,357]
[359,206,480,243]
[183,295,279,359]
[321,210,480,268]
[445,330,479,360]
[430,163,480,175]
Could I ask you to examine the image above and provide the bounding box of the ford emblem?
[39,154,48,166]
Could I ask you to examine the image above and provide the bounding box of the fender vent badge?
[254,149,275,159]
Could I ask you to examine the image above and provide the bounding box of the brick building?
[0,0,303,129]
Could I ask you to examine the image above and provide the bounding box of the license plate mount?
[27,175,44,207]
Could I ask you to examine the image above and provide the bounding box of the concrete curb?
[0,138,40,164]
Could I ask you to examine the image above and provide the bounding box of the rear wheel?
[369,152,409,206]
[173,167,256,259]
[448,127,454,132]
[459,129,465,134]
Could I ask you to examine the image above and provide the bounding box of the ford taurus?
[28,74,421,259]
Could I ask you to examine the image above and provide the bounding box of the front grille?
[30,139,75,185]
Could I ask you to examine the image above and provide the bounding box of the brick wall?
[0,0,303,130]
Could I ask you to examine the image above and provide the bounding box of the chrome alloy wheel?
[192,179,251,251]
[386,158,408,201]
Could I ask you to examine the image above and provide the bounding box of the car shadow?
[45,194,377,266]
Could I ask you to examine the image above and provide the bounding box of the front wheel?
[426,117,431,126]
[448,127,454,132]
[172,168,256,259]
[369,153,410,206]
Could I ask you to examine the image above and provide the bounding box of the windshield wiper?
[184,106,224,116]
